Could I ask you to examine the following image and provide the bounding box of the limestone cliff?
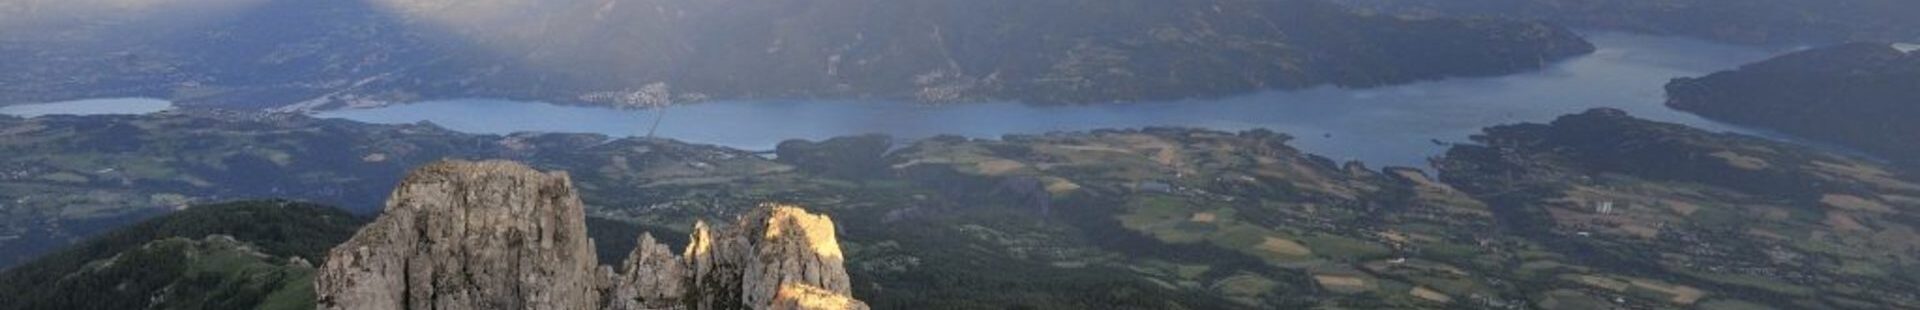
[315,160,865,310]
[604,204,869,310]
[314,160,603,309]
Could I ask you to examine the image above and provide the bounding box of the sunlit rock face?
[316,160,866,310]
[612,204,866,310]
[691,205,857,310]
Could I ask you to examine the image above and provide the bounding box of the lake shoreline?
[5,33,1789,169]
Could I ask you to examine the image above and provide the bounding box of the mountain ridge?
[1665,42,1920,169]
[0,0,1593,110]
[0,200,364,310]
[315,160,867,310]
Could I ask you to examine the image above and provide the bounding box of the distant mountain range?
[1332,0,1920,46]
[0,0,1593,110]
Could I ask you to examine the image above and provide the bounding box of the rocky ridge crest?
[315,160,865,310]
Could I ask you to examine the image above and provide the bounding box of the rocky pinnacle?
[315,160,866,310]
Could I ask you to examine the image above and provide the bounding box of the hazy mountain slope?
[11,236,320,310]
[1331,0,1920,46]
[1666,43,1920,169]
[0,0,448,109]
[0,200,362,310]
[0,0,1592,109]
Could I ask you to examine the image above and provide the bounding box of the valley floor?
[0,107,1915,308]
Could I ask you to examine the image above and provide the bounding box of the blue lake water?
[0,98,173,117]
[317,32,1784,168]
[4,33,1788,169]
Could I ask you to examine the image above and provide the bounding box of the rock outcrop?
[314,160,603,309]
[601,234,689,310]
[683,206,858,310]
[316,160,866,310]
[601,205,863,310]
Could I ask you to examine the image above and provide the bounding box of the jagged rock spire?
[316,160,866,310]
[601,233,689,310]
[671,204,862,310]
[315,160,602,310]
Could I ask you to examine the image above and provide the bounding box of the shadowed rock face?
[316,160,865,310]
[314,160,602,309]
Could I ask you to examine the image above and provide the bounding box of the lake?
[5,33,1786,169]
[0,98,173,117]
[317,32,1783,168]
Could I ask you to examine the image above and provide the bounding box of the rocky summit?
[314,160,865,310]
[606,206,865,310]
